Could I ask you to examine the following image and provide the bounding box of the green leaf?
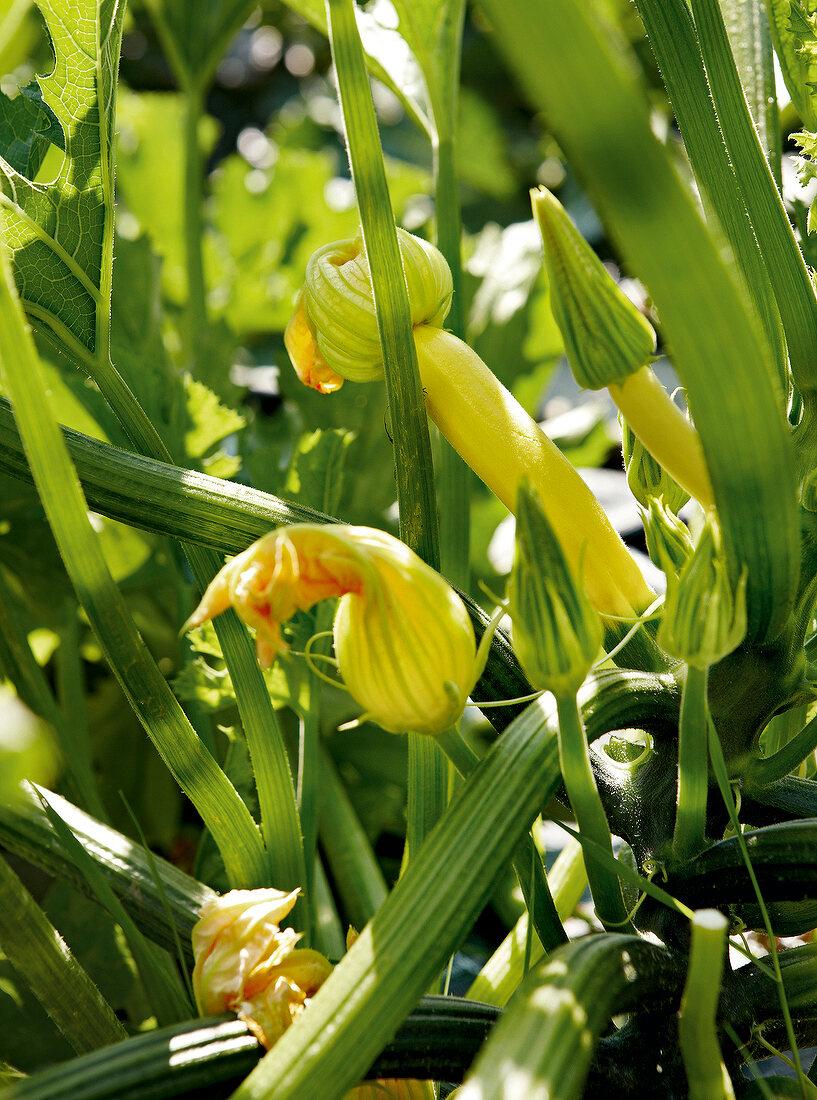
[389,0,465,139]
[284,428,355,518]
[0,80,63,179]
[480,0,800,644]
[183,376,244,477]
[140,0,257,91]
[0,0,125,364]
[38,788,192,1027]
[115,91,218,307]
[0,852,127,1055]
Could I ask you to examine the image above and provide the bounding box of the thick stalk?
[678,909,734,1100]
[327,0,439,570]
[405,733,448,864]
[673,665,711,859]
[433,130,470,591]
[437,726,566,953]
[555,694,630,929]
[317,747,388,930]
[413,324,654,619]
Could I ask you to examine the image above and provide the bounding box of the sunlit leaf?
[0,79,62,178]
[0,0,125,363]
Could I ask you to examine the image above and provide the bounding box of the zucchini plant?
[3,0,817,1097]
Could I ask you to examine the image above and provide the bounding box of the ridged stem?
[433,130,470,591]
[673,664,711,859]
[555,695,630,929]
[437,726,566,953]
[678,908,734,1100]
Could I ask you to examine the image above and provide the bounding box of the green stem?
[634,0,787,391]
[317,747,388,930]
[182,82,209,374]
[678,908,734,1100]
[554,694,630,930]
[312,854,347,960]
[327,0,440,570]
[297,628,328,931]
[0,852,127,1053]
[708,718,808,1093]
[437,726,566,953]
[718,0,780,187]
[689,0,817,399]
[405,732,448,863]
[433,131,470,591]
[673,664,711,860]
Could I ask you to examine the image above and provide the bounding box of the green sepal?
[657,519,747,668]
[532,186,656,390]
[508,480,603,697]
[643,497,695,577]
[622,416,690,512]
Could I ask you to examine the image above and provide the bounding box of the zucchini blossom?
[185,523,481,735]
[286,230,654,623]
[192,887,332,1049]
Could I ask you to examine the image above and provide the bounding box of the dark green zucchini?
[0,998,500,1100]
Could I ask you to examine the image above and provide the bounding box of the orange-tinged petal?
[284,290,346,394]
[185,524,479,734]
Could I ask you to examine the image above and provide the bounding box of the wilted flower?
[192,887,332,1049]
[185,524,481,735]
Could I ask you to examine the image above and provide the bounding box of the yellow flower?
[185,524,481,735]
[191,887,332,1049]
[285,233,655,622]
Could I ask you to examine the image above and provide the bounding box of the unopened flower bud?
[285,230,452,392]
[508,482,603,697]
[657,519,747,668]
[532,187,656,390]
[185,524,480,735]
[192,887,332,1049]
[643,498,695,577]
[622,417,690,513]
